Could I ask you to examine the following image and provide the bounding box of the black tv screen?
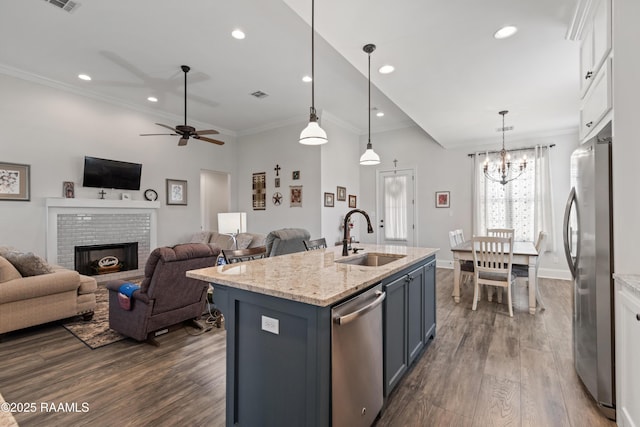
[82,156,142,191]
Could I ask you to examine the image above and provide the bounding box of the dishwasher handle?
[334,291,386,325]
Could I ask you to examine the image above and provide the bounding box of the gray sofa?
[189,231,266,251]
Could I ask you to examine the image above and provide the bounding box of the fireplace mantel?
[46,198,160,209]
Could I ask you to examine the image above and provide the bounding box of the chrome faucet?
[343,209,374,256]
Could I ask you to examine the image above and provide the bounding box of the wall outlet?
[261,315,279,335]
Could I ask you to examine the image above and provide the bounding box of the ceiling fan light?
[360,143,381,165]
[299,120,328,145]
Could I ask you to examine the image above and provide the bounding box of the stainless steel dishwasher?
[332,283,386,427]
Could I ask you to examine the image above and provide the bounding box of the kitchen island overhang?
[187,244,439,427]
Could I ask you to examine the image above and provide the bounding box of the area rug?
[61,281,140,349]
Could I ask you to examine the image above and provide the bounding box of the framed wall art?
[63,181,75,198]
[166,179,188,205]
[348,194,357,208]
[252,172,266,210]
[290,185,302,207]
[435,191,450,208]
[337,186,346,201]
[0,162,30,201]
[324,192,335,207]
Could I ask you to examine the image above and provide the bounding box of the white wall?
[320,117,361,245]
[235,121,322,237]
[612,0,640,274]
[0,73,237,255]
[357,125,578,278]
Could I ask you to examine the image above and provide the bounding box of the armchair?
[106,243,219,341]
[265,228,311,257]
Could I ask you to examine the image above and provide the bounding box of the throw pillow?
[235,234,253,250]
[2,251,54,277]
[190,231,212,244]
[0,256,22,283]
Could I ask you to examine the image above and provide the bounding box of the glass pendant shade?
[360,142,381,165]
[299,118,327,145]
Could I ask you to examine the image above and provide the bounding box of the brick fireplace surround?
[46,198,160,283]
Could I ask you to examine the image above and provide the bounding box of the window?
[476,148,535,242]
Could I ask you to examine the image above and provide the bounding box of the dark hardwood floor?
[0,270,616,426]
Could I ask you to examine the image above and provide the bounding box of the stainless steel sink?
[335,252,406,267]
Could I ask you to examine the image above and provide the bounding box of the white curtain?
[534,145,555,251]
[473,145,555,246]
[384,175,407,241]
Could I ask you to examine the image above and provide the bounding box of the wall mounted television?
[82,156,142,191]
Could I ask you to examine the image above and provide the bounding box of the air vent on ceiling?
[497,126,514,132]
[43,0,80,13]
[250,90,269,99]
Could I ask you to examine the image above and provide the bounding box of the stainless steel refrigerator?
[563,121,615,420]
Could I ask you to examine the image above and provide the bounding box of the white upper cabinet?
[579,0,612,98]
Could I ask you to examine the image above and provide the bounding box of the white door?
[377,169,416,246]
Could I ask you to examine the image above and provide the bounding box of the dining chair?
[487,228,515,239]
[449,229,474,288]
[512,231,547,310]
[222,246,267,264]
[472,235,516,317]
[303,238,327,251]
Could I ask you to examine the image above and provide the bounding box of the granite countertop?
[614,274,640,296]
[187,244,439,307]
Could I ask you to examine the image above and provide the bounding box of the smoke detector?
[43,0,80,13]
[250,90,269,99]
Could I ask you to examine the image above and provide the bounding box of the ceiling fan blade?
[195,135,225,145]
[140,133,178,136]
[155,123,178,132]
[178,137,189,146]
[195,129,220,135]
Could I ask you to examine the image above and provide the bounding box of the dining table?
[451,240,539,315]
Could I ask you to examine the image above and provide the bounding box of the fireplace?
[75,242,139,276]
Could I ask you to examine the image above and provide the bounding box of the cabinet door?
[384,275,408,395]
[423,259,436,343]
[591,0,611,75]
[617,288,640,427]
[579,25,594,96]
[407,267,424,366]
[579,59,611,140]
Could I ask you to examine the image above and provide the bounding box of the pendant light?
[360,43,381,165]
[299,0,327,145]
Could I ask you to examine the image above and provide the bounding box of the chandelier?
[483,110,527,185]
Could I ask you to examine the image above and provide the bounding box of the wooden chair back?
[487,228,515,239]
[303,238,327,251]
[222,246,267,264]
[472,236,514,287]
[448,229,465,248]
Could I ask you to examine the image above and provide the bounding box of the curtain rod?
[467,144,555,157]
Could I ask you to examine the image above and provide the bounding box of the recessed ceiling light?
[231,29,246,40]
[78,74,91,81]
[376,111,385,117]
[378,65,395,74]
[147,96,158,102]
[302,75,312,83]
[494,25,518,39]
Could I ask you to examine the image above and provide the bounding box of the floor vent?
[43,0,80,13]
[250,90,269,99]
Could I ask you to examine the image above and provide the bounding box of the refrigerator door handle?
[563,187,580,279]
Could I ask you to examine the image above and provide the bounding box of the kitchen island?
[187,244,438,427]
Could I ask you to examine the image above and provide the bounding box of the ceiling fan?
[140,65,224,146]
